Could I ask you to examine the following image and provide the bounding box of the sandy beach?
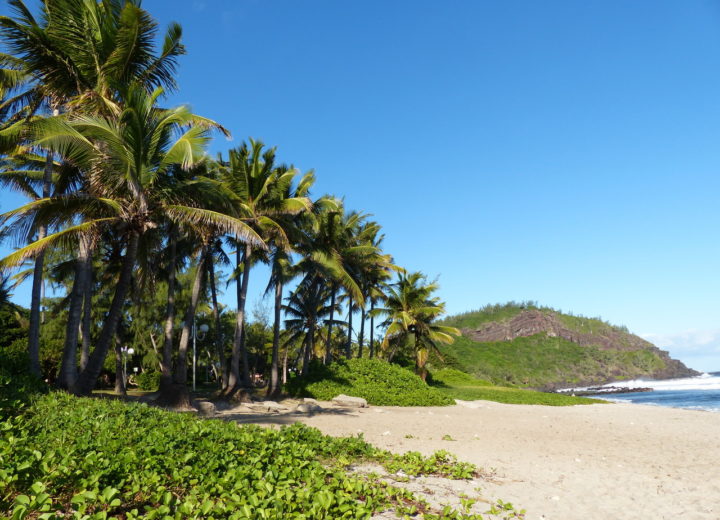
[221,400,720,520]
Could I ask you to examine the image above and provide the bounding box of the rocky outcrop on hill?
[462,309,699,381]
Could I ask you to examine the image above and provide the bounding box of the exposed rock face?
[463,310,699,381]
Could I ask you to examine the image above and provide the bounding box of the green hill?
[435,302,698,389]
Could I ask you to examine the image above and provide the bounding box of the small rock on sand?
[332,394,368,408]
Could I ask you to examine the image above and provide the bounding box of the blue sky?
[2,0,720,371]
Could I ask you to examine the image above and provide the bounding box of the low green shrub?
[0,347,46,419]
[286,358,454,406]
[135,370,160,391]
[0,392,484,519]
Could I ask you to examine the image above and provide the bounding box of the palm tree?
[264,168,314,397]
[0,0,188,378]
[283,277,341,376]
[217,140,310,395]
[1,84,259,394]
[378,272,460,381]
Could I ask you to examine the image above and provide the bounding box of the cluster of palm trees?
[0,0,458,401]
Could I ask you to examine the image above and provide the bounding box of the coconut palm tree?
[217,140,310,395]
[0,0,188,378]
[378,272,460,381]
[0,84,260,394]
[283,277,341,376]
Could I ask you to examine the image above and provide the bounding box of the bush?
[285,358,454,406]
[0,347,47,419]
[429,368,493,387]
[135,370,160,391]
[0,392,480,518]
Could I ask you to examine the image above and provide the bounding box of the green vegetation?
[430,368,602,406]
[440,302,629,335]
[286,358,454,406]
[1,392,491,519]
[436,333,666,388]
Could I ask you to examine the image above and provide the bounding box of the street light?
[121,346,134,389]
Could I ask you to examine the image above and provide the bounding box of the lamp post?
[121,346,134,389]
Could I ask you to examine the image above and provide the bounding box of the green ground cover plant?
[429,369,601,406]
[0,392,490,519]
[285,359,454,406]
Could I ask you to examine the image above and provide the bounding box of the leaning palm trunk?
[208,255,226,390]
[114,326,126,395]
[159,231,178,394]
[324,284,336,364]
[57,236,92,391]
[357,305,366,358]
[76,232,140,395]
[227,242,252,392]
[345,300,353,359]
[27,152,53,377]
[176,249,208,386]
[267,281,283,398]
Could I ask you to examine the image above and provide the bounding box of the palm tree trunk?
[79,253,93,371]
[176,249,208,385]
[57,235,91,392]
[357,305,366,358]
[267,280,283,397]
[301,325,314,376]
[282,342,288,384]
[345,300,353,359]
[114,323,126,395]
[324,284,336,364]
[26,151,53,377]
[369,299,375,359]
[228,242,252,391]
[76,232,140,396]
[159,230,177,394]
[208,254,226,390]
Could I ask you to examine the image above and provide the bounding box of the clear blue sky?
[2,0,720,371]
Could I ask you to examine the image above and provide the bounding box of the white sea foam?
[601,373,720,391]
[565,373,720,393]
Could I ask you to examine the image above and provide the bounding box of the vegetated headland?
[436,301,698,390]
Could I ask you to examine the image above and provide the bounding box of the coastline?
[225,400,720,520]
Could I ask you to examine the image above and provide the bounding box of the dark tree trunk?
[159,230,177,395]
[79,252,93,371]
[57,236,92,392]
[267,281,283,398]
[208,254,226,390]
[324,284,336,364]
[27,152,53,377]
[227,242,252,392]
[301,324,314,376]
[369,299,375,359]
[345,300,353,359]
[114,323,126,395]
[76,232,139,395]
[357,305,366,358]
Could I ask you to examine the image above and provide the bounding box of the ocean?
[589,372,720,412]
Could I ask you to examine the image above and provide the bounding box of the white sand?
[223,400,720,520]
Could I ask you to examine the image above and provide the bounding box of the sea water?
[591,372,720,412]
